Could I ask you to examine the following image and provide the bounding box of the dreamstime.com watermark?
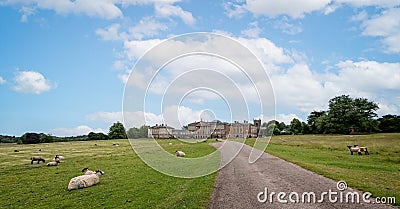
[257,181,396,204]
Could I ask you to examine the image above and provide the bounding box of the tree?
[378,115,400,133]
[307,111,327,134]
[324,95,379,134]
[39,133,54,143]
[290,118,302,134]
[108,122,127,139]
[21,133,40,144]
[301,122,311,134]
[127,125,149,139]
[88,132,109,140]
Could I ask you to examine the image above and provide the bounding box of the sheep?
[67,170,104,191]
[354,145,369,155]
[52,155,64,162]
[82,167,97,175]
[113,143,120,146]
[47,161,59,166]
[347,146,361,155]
[175,150,185,157]
[30,156,45,164]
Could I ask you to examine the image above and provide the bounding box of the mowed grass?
[243,133,400,206]
[0,139,217,209]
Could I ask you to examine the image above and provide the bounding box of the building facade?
[148,119,262,139]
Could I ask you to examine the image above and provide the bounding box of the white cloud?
[155,3,195,25]
[359,7,400,53]
[50,125,106,137]
[19,6,35,22]
[0,76,5,84]
[224,1,247,18]
[5,0,188,20]
[271,64,328,113]
[274,16,303,35]
[235,0,332,19]
[96,23,126,41]
[241,21,262,38]
[128,16,169,40]
[13,71,55,94]
[332,60,400,93]
[86,106,209,129]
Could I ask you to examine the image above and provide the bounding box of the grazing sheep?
[67,170,104,191]
[354,145,369,155]
[113,143,120,146]
[30,156,45,164]
[175,150,185,157]
[347,146,361,155]
[47,161,59,166]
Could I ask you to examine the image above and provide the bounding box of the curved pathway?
[209,141,395,209]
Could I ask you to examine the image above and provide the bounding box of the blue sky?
[0,0,399,136]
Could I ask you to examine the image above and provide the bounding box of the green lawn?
[242,133,400,206]
[0,139,217,209]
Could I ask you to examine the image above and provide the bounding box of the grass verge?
[0,139,217,209]
[242,133,400,207]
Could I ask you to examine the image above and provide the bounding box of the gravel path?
[209,141,395,209]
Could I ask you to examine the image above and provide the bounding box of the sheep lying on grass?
[30,156,45,164]
[82,167,97,175]
[52,155,64,162]
[68,169,104,191]
[175,150,185,157]
[47,161,59,166]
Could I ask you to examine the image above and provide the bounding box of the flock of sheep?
[29,154,104,190]
[28,145,187,191]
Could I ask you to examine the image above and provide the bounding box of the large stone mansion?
[148,119,266,139]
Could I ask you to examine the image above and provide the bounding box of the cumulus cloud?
[13,71,55,94]
[241,22,262,38]
[96,23,126,41]
[155,3,195,25]
[128,17,169,40]
[50,125,106,137]
[227,0,331,19]
[0,76,5,84]
[358,7,400,53]
[86,106,213,129]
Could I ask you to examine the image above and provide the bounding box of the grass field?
[0,139,217,209]
[243,133,400,206]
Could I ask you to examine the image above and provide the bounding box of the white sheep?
[52,155,62,162]
[30,156,45,164]
[175,150,185,157]
[81,167,97,175]
[354,145,369,155]
[47,161,59,166]
[68,170,104,191]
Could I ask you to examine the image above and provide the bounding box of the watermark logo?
[123,32,275,178]
[257,180,396,205]
[336,180,347,191]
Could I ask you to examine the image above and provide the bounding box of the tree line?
[265,95,400,135]
[0,122,149,144]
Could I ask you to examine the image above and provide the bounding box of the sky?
[0,0,399,136]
